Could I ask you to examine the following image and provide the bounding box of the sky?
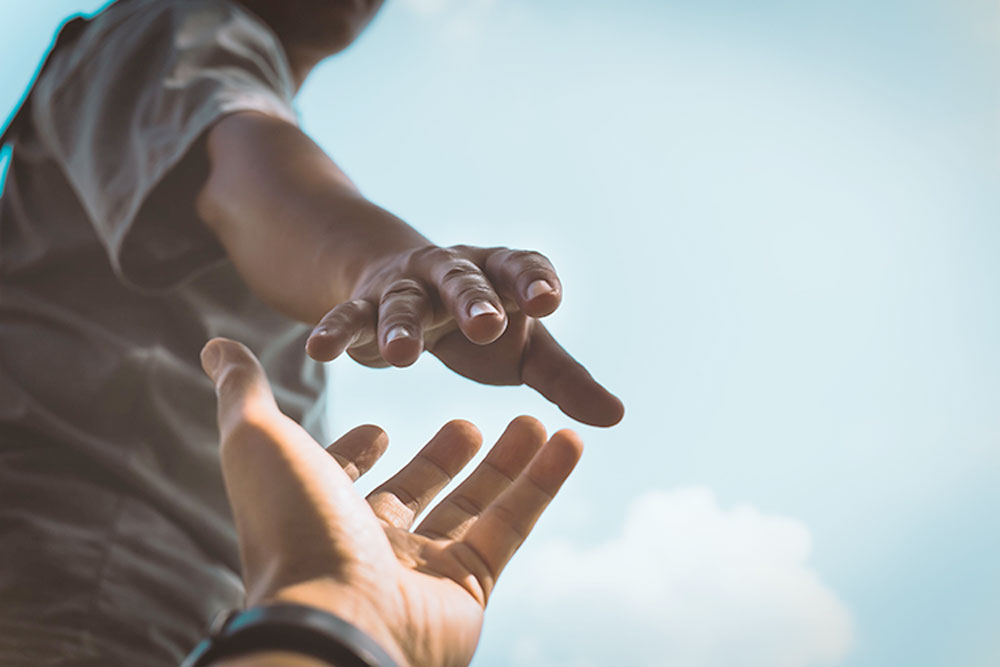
[2,1,999,666]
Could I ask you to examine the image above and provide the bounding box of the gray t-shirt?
[0,1,326,663]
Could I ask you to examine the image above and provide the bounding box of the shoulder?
[32,0,295,116]
[43,0,288,81]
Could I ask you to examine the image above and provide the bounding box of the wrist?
[184,602,403,667]
[212,651,331,666]
[262,580,409,667]
[322,198,432,306]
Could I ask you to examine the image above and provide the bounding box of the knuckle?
[377,302,427,333]
[344,299,375,323]
[325,311,355,330]
[343,298,372,316]
[214,365,256,397]
[489,503,528,540]
[485,247,554,278]
[347,346,389,367]
[455,283,496,306]
[440,259,485,286]
[449,243,475,255]
[409,245,457,271]
[325,313,353,333]
[512,249,552,269]
[380,279,426,303]
[321,299,370,327]
[486,247,515,265]
[451,494,484,518]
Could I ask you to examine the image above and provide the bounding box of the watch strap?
[181,603,399,667]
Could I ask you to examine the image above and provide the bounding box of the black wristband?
[180,603,400,667]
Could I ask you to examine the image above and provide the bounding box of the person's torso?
[0,62,325,666]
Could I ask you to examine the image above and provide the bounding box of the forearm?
[195,111,430,324]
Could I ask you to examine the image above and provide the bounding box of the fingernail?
[200,342,221,381]
[385,325,411,344]
[309,327,331,339]
[525,279,554,301]
[468,301,501,318]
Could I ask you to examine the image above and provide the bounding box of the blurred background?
[3,1,998,665]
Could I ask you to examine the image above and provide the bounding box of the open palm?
[201,338,583,667]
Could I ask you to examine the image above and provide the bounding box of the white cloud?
[483,488,854,667]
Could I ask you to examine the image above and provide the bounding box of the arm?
[195,111,428,325]
[196,111,624,426]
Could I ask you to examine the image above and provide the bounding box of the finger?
[522,322,625,427]
[377,278,430,367]
[367,420,482,529]
[416,416,547,540]
[484,248,562,318]
[421,247,507,345]
[306,299,377,362]
[459,430,583,598]
[325,424,389,482]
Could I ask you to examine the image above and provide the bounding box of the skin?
[196,3,625,427]
[236,0,386,89]
[201,338,584,666]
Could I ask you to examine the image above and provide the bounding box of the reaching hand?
[201,337,584,667]
[304,244,624,427]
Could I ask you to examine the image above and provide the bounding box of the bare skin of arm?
[195,112,428,325]
[195,111,624,426]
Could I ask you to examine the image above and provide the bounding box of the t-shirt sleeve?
[29,0,298,290]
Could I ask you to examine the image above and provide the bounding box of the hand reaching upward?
[201,337,584,667]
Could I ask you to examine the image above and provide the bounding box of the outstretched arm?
[195,111,623,426]
[198,338,584,666]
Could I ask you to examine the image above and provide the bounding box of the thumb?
[521,323,625,427]
[201,337,281,441]
[200,337,340,484]
[200,337,361,497]
[200,338,384,601]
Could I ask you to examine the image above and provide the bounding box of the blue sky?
[3,1,999,666]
